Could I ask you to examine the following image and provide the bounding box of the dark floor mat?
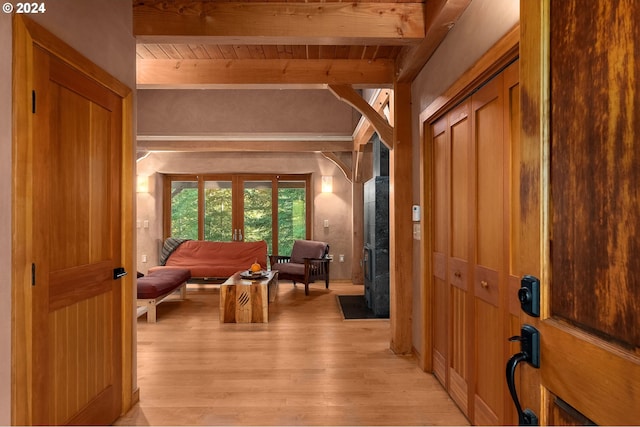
[337,295,389,320]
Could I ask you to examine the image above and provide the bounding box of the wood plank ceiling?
[135,0,472,87]
[134,0,471,155]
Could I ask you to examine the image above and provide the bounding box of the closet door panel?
[472,76,505,425]
[448,102,472,415]
[431,117,449,386]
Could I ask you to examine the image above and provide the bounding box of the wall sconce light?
[137,175,149,193]
[321,175,333,193]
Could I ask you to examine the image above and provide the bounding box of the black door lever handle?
[113,267,127,280]
[506,324,540,426]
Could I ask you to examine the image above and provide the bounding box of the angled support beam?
[328,85,394,149]
[354,147,366,183]
[351,89,391,182]
[321,152,353,183]
[134,1,425,45]
[352,89,391,149]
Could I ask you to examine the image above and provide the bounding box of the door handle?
[113,267,127,280]
[506,324,540,426]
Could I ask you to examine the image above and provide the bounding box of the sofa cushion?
[289,240,328,264]
[137,268,191,299]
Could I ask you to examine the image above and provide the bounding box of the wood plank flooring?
[116,282,469,426]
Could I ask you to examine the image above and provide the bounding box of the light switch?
[413,223,421,240]
[143,220,149,229]
[323,219,329,228]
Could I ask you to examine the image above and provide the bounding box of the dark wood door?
[520,0,640,424]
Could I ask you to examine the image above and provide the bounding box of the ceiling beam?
[137,58,395,88]
[395,0,472,82]
[134,1,425,45]
[137,139,353,153]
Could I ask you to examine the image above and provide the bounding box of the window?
[164,174,311,255]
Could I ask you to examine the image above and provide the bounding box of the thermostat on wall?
[412,205,420,222]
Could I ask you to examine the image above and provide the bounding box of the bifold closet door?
[471,74,507,425]
[432,116,449,387]
[430,101,472,417]
[447,102,472,416]
[429,60,520,425]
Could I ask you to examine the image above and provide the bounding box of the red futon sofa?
[149,239,268,281]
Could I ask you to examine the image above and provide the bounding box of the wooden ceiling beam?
[137,58,395,87]
[134,1,425,45]
[137,139,353,153]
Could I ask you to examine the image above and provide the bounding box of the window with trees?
[164,174,311,256]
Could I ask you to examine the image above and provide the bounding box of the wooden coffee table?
[219,270,278,323]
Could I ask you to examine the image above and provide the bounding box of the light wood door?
[519,0,640,424]
[431,101,473,416]
[471,73,507,425]
[429,60,520,425]
[30,44,123,425]
[431,114,449,389]
[447,101,472,416]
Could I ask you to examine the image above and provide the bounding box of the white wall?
[2,1,136,421]
[410,0,520,354]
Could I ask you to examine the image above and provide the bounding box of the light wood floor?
[116,281,469,426]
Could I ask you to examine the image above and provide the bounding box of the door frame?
[11,15,135,424]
